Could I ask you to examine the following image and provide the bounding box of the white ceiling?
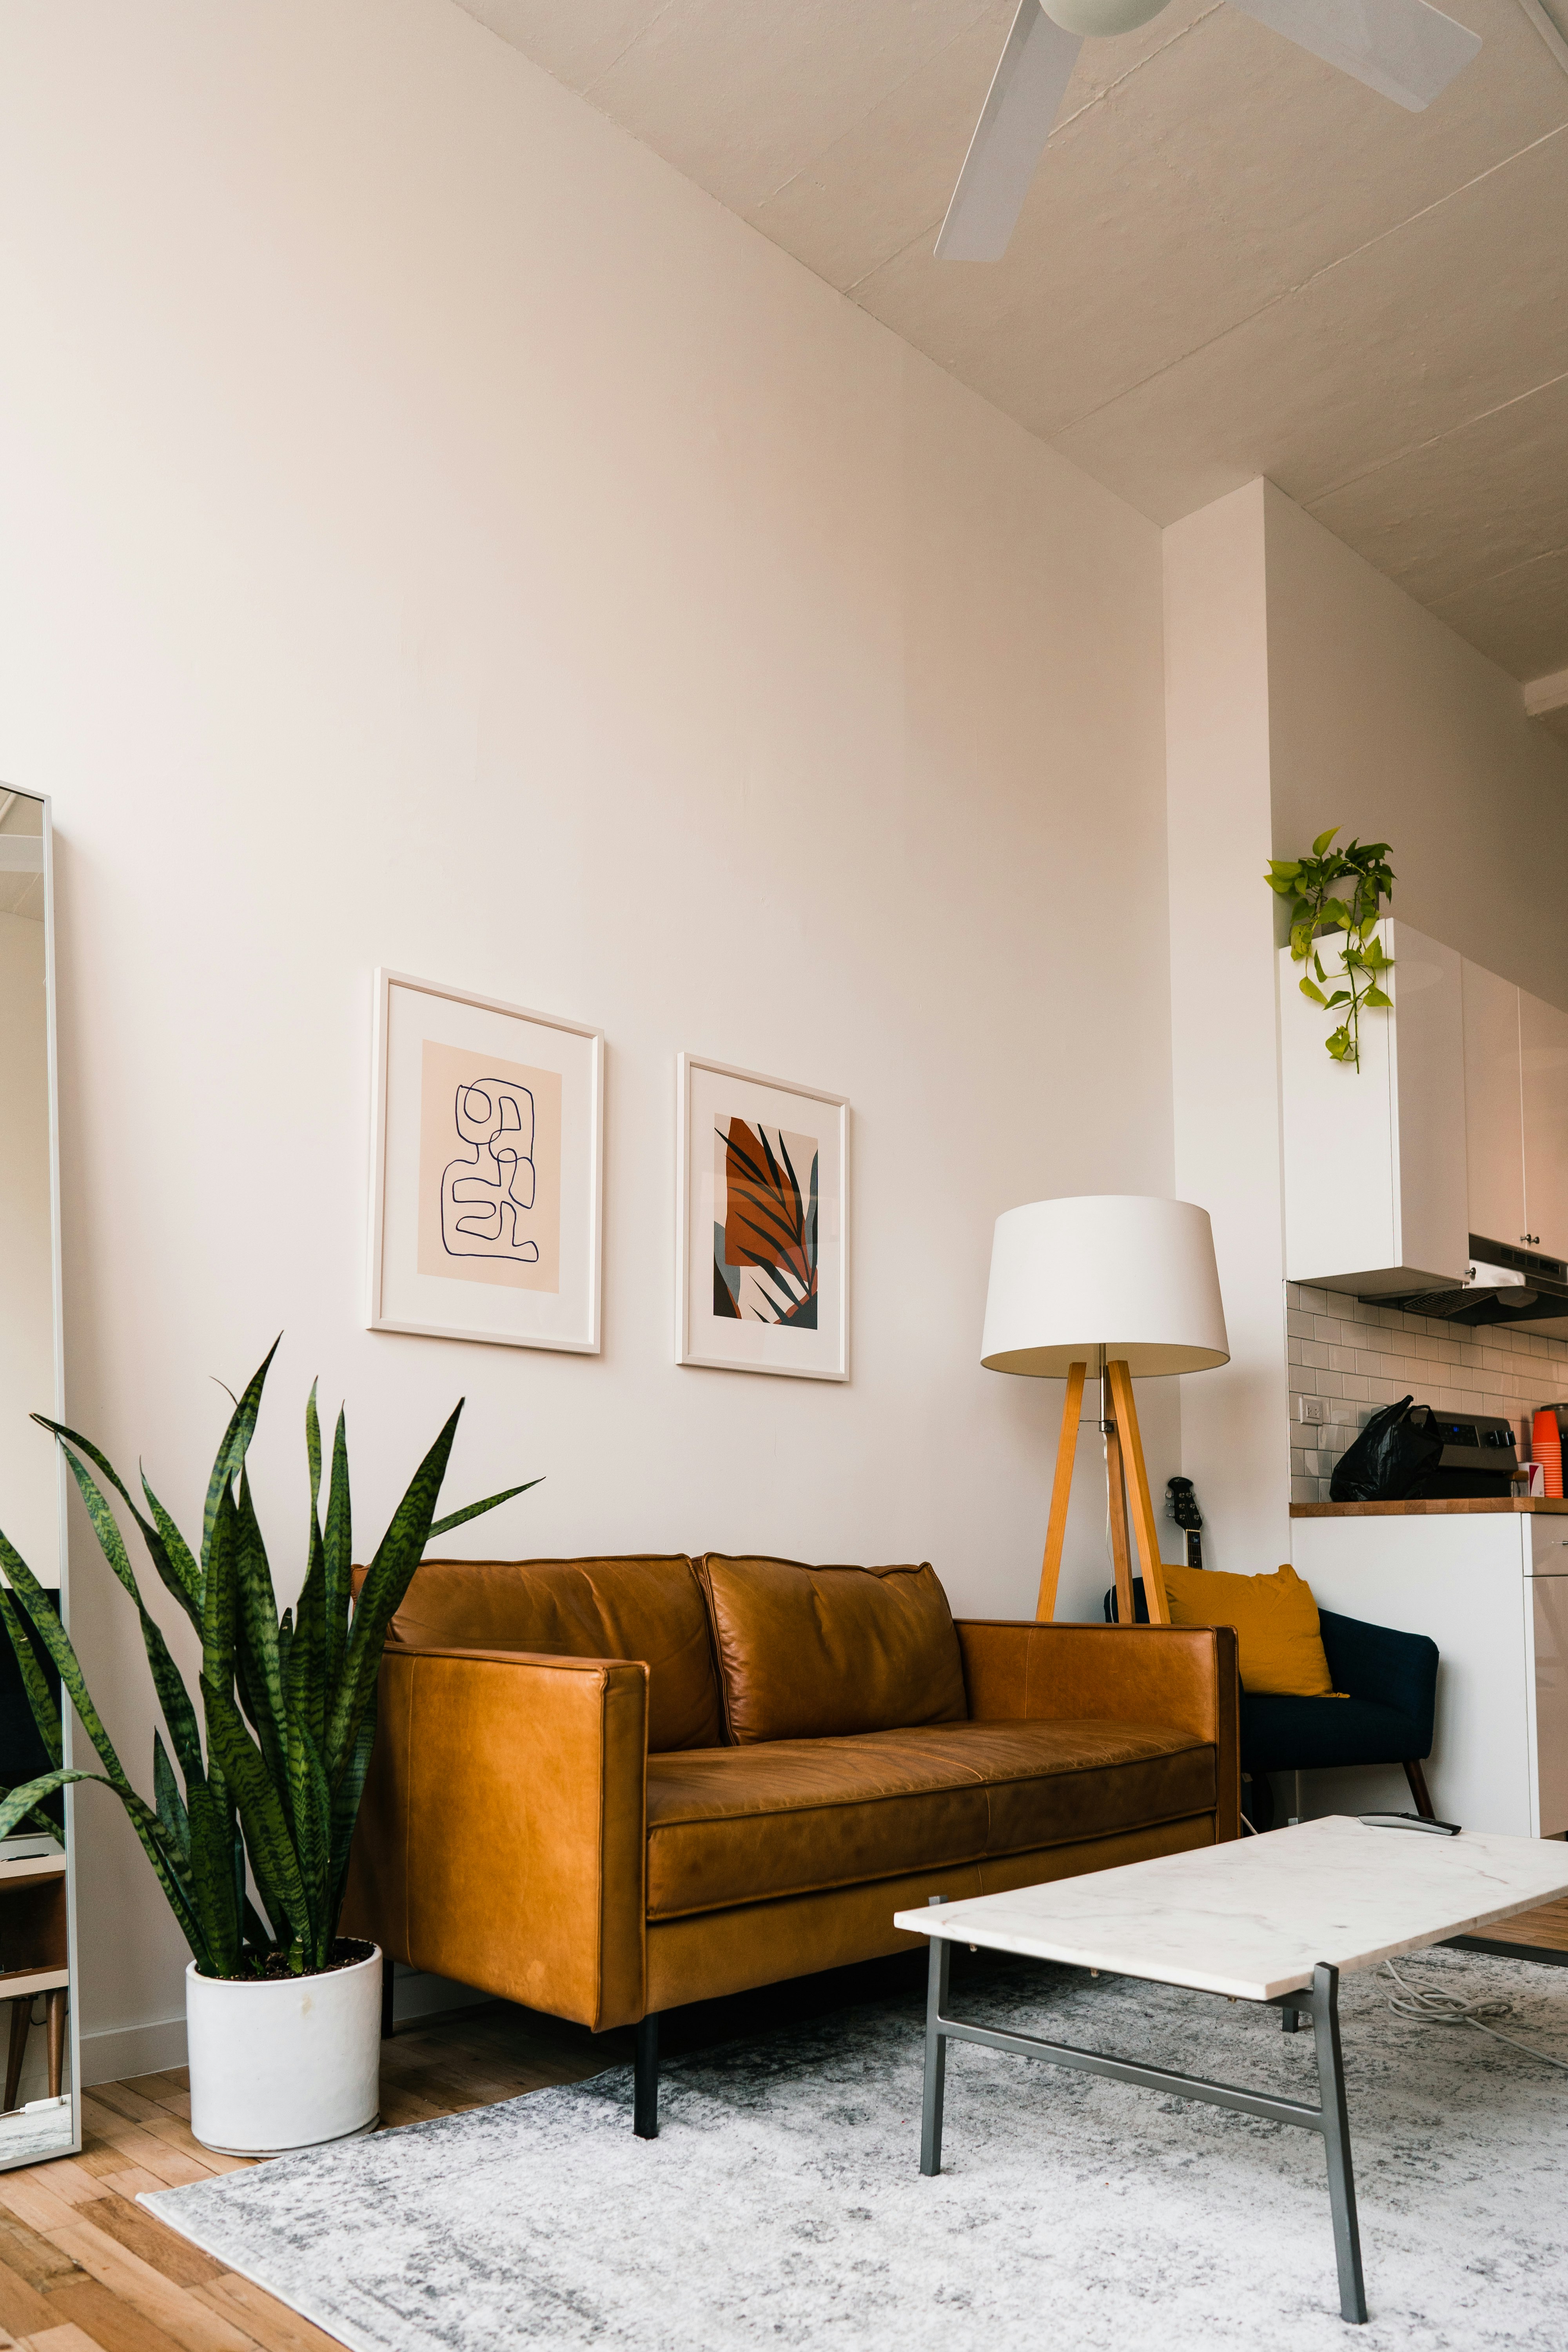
[453,0,1568,686]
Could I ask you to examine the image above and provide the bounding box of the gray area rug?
[144,1947,1568,2352]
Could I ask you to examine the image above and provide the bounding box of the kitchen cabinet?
[1461,959,1525,1252]
[1279,919,1468,1294]
[1521,989,1568,1260]
[1292,1501,1568,1838]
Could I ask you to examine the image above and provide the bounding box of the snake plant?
[0,1343,534,1977]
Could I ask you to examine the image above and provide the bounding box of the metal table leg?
[1310,1962,1367,2325]
[920,1902,951,2176]
[915,1943,1369,2324]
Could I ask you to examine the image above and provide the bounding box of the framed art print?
[677,1053,848,1380]
[368,970,603,1352]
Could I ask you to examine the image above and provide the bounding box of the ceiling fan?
[937,0,1483,260]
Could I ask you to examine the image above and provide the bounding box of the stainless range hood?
[1378,1235,1568,1330]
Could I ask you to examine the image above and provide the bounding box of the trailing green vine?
[1266,828,1396,1070]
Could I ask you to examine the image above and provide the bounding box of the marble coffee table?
[894,1816,1568,2324]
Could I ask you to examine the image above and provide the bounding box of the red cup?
[1533,1409,1563,1498]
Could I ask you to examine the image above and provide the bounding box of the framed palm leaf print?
[676,1054,848,1379]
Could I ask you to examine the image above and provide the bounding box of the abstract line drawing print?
[441,1078,539,1262]
[713,1119,818,1326]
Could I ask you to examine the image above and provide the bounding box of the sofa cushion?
[695,1554,967,1745]
[389,1555,723,1752]
[644,1719,1215,1917]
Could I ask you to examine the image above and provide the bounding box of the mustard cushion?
[1160,1561,1338,1697]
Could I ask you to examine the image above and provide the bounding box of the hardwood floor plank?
[72,2208,223,2296]
[8,2170,105,2213]
[69,2137,210,2196]
[45,2277,199,2352]
[45,2228,254,2352]
[78,2098,163,2138]
[28,2319,110,2352]
[0,2211,83,2291]
[191,2281,342,2352]
[0,2259,59,2339]
[0,2186,83,2245]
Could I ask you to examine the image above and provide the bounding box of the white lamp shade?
[981,1194,1229,1378]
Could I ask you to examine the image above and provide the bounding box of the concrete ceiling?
[453,0,1568,688]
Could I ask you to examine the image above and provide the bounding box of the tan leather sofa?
[344,1551,1239,2134]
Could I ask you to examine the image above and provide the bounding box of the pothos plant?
[1265,828,1397,1071]
[0,1343,535,1978]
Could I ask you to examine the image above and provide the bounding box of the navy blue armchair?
[1105,1581,1439,1832]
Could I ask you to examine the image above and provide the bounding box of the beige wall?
[0,0,1174,2071]
[1265,482,1568,1003]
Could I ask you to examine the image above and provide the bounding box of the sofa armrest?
[341,1645,648,2031]
[956,1619,1240,1841]
[1317,1610,1438,1750]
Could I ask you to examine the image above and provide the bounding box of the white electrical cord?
[1381,1955,1568,2073]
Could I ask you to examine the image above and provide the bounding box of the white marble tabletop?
[892,1817,1568,2001]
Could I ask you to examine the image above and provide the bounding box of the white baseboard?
[81,1965,489,2087]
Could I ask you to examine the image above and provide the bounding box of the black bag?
[1329,1396,1442,1503]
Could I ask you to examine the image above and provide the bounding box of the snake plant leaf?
[231,1470,286,1791]
[28,1415,203,1632]
[49,1439,206,1786]
[326,1404,462,1784]
[285,1714,332,1962]
[202,1338,280,1575]
[327,1689,378,1924]
[425,1480,541,1543]
[0,1585,61,1770]
[186,1771,242,1977]
[305,1380,323,1532]
[152,1731,191,1867]
[0,1528,149,1818]
[200,1674,311,1949]
[323,1407,352,1697]
[203,1482,240,1703]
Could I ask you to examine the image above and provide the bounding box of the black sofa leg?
[634,2013,659,2140]
[1403,1759,1436,1820]
[381,1962,395,2040]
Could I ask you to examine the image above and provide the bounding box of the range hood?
[1379,1235,1568,1327]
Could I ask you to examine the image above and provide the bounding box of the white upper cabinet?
[1462,960,1525,1252]
[1521,990,1568,1260]
[1279,920,1468,1294]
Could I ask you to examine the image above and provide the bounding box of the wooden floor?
[0,1904,1561,2352]
[1464,1893,1568,1958]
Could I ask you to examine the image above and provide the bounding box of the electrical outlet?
[1297,1395,1327,1425]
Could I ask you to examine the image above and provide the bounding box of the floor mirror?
[0,786,79,2166]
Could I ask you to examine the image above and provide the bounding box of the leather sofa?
[344,1551,1240,2134]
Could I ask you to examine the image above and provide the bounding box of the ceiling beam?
[1524,666,1568,719]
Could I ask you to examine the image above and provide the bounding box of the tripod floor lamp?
[980,1196,1229,1628]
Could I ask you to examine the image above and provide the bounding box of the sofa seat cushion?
[695,1554,967,1744]
[1240,1690,1426,1777]
[644,1719,1215,1919]
[388,1555,723,1751]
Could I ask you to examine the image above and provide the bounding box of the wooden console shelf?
[1292,1498,1568,1517]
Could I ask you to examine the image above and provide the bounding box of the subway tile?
[1291,1477,1318,1506]
[1328,1348,1361,1374]
[1301,1341,1330,1370]
[1338,1375,1368,1402]
[1354,1352,1385,1377]
[1287,1310,1315,1341]
[1314,1370,1344,1398]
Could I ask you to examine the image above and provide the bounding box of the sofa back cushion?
[389,1555,723,1751]
[695,1554,967,1744]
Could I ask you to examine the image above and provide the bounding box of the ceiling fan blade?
[936,1,1083,261]
[1225,0,1481,111]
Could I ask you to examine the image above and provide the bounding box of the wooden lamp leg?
[1105,1422,1135,1627]
[4,2000,29,2113]
[1036,1363,1086,1621]
[1107,1360,1171,1625]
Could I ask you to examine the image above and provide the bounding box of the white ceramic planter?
[186,1945,381,2157]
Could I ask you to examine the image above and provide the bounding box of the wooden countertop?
[1291,1497,1568,1517]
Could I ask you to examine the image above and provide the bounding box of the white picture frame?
[677,1053,848,1380]
[367,969,603,1353]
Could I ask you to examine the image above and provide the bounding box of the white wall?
[1163,483,1291,1573]
[0,0,1175,2067]
[1265,485,1568,1007]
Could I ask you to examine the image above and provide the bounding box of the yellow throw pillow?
[1160,1561,1338,1697]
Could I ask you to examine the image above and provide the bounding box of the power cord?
[1381,1954,1568,2073]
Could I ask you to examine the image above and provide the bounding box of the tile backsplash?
[1287,1283,1568,1504]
